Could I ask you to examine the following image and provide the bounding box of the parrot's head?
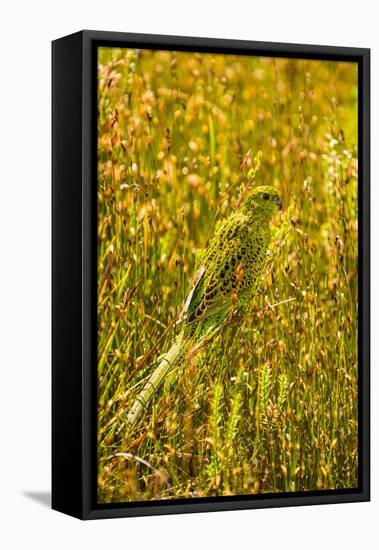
[241,185,283,220]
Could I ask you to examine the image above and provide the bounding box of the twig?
[106,452,171,488]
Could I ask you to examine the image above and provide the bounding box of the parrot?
[126,185,283,430]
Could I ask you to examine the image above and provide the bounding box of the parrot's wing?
[186,250,234,325]
[186,291,231,324]
[179,265,205,321]
[186,214,248,325]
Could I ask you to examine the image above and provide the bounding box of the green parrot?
[127,185,283,430]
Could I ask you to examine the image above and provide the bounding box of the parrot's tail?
[126,330,187,431]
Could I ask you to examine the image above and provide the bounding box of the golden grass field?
[96,46,358,503]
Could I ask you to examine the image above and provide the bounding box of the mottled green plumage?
[127,186,282,429]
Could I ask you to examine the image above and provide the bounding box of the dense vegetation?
[96,47,358,503]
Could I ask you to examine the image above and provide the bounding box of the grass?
[96,47,359,503]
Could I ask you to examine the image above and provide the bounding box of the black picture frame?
[52,30,370,520]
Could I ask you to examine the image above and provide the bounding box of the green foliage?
[97,47,358,502]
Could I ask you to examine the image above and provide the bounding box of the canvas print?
[96,47,358,504]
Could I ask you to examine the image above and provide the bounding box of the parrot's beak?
[274,196,283,212]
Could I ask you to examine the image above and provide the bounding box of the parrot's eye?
[263,193,270,201]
